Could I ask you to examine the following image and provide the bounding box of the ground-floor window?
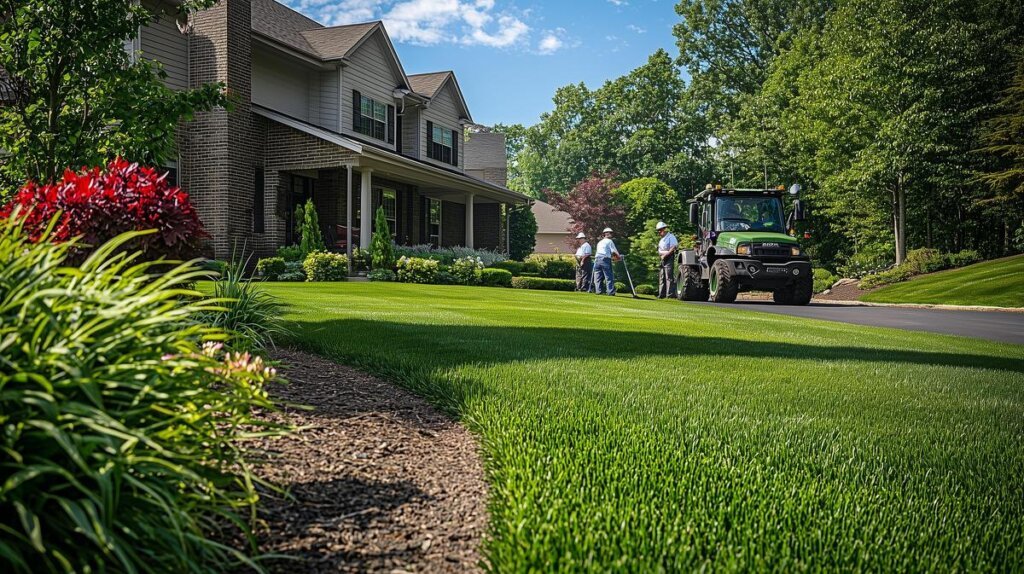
[426,198,441,246]
[373,187,397,239]
[285,174,313,245]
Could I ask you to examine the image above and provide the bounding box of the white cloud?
[537,34,563,55]
[627,24,646,34]
[607,0,627,5]
[291,0,530,48]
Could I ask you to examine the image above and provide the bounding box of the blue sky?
[282,0,681,126]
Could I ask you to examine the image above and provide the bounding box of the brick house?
[133,0,527,260]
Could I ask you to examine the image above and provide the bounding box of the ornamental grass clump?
[0,216,279,573]
[203,254,287,351]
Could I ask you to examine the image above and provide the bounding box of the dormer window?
[353,90,394,144]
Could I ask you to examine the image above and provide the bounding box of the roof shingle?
[408,71,451,98]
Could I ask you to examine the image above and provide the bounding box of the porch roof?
[253,104,529,205]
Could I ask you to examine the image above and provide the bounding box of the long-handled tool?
[620,254,640,299]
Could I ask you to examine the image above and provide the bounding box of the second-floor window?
[353,90,394,144]
[426,121,459,166]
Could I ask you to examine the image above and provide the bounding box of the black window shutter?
[451,129,459,166]
[253,167,265,233]
[387,105,395,144]
[426,120,434,159]
[352,90,361,132]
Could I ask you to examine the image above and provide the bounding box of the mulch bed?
[244,348,488,573]
[814,280,878,302]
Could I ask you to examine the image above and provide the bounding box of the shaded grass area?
[264,282,1024,571]
[862,254,1024,307]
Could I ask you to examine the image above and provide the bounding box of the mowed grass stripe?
[262,282,1023,571]
[862,254,1024,307]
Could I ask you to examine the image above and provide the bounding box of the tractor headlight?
[736,244,751,255]
[790,246,801,256]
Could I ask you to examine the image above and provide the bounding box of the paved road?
[686,301,1024,345]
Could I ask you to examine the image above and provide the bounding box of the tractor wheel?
[677,265,709,301]
[772,286,795,305]
[773,271,814,305]
[708,260,738,303]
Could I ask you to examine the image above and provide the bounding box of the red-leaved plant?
[0,158,206,261]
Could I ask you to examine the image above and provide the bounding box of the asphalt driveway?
[687,301,1024,345]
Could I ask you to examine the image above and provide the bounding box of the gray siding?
[140,1,188,91]
[421,82,464,170]
[318,69,339,131]
[341,32,400,150]
[252,49,310,121]
[401,107,421,159]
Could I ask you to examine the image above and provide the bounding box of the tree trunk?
[897,180,906,264]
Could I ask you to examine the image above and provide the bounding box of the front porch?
[252,107,525,258]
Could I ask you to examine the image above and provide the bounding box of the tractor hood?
[716,231,798,249]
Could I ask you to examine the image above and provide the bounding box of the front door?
[285,174,314,245]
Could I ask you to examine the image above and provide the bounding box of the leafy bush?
[860,249,985,290]
[519,272,541,277]
[522,261,541,274]
[481,267,514,287]
[203,255,286,351]
[490,260,524,275]
[0,220,279,572]
[813,268,838,293]
[367,268,397,282]
[0,158,205,262]
[860,265,915,289]
[510,276,576,291]
[279,260,306,282]
[256,256,286,280]
[508,203,537,260]
[615,281,628,293]
[451,256,484,285]
[393,244,507,266]
[945,249,981,268]
[276,244,303,262]
[351,247,372,271]
[904,248,947,275]
[837,248,893,278]
[303,251,348,281]
[635,284,656,295]
[397,256,440,283]
[370,206,396,270]
[541,259,575,279]
[298,199,325,257]
[435,270,458,285]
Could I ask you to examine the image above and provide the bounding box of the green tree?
[614,178,688,236]
[0,0,225,193]
[370,206,395,269]
[299,199,325,256]
[508,204,537,260]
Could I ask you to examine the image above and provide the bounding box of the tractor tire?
[677,265,709,301]
[708,260,738,303]
[773,271,813,305]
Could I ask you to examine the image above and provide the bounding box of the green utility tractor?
[677,184,812,305]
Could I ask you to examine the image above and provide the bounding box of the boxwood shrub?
[489,260,525,275]
[256,256,286,280]
[481,268,514,287]
[635,284,656,295]
[541,259,575,279]
[303,251,348,281]
[511,276,576,291]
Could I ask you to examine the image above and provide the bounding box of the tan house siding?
[421,82,464,170]
[318,69,339,130]
[401,107,421,159]
[141,1,189,91]
[252,47,311,121]
[535,232,572,254]
[341,32,400,150]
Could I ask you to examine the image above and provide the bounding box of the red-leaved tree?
[544,171,628,248]
[0,158,206,261]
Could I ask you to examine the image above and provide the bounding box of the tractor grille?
[752,243,791,258]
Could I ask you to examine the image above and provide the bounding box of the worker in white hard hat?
[656,221,679,299]
[593,227,620,296]
[573,232,594,292]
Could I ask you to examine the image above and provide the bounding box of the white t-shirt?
[595,237,619,258]
[658,232,679,253]
[575,242,592,258]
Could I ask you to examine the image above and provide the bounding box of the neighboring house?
[131,0,528,259]
[532,200,574,254]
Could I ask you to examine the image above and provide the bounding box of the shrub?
[541,259,575,279]
[904,248,946,275]
[435,270,458,285]
[298,199,325,257]
[277,244,304,262]
[202,256,287,351]
[397,256,440,283]
[615,281,628,293]
[370,206,396,270]
[813,268,838,293]
[481,267,513,287]
[522,261,542,274]
[510,276,576,291]
[0,220,279,572]
[393,244,507,266]
[351,247,372,271]
[447,246,507,266]
[303,251,348,281]
[508,203,537,260]
[860,265,914,289]
[636,284,656,295]
[256,256,286,280]
[946,249,981,268]
[0,158,205,262]
[367,268,397,282]
[838,248,893,278]
[279,260,306,282]
[490,260,524,275]
[519,272,541,277]
[451,256,485,285]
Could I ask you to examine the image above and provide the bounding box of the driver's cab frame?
[688,185,807,261]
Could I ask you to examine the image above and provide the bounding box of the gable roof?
[532,200,573,235]
[300,22,380,60]
[251,0,322,57]
[409,70,472,122]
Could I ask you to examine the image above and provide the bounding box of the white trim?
[252,105,362,153]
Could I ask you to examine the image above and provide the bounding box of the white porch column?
[360,168,373,248]
[464,193,474,249]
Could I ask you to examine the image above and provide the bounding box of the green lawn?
[266,282,1023,571]
[861,254,1024,307]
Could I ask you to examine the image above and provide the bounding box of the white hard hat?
[655,221,668,231]
[576,232,586,239]
[602,227,613,234]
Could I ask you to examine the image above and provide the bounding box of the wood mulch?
[244,348,488,573]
